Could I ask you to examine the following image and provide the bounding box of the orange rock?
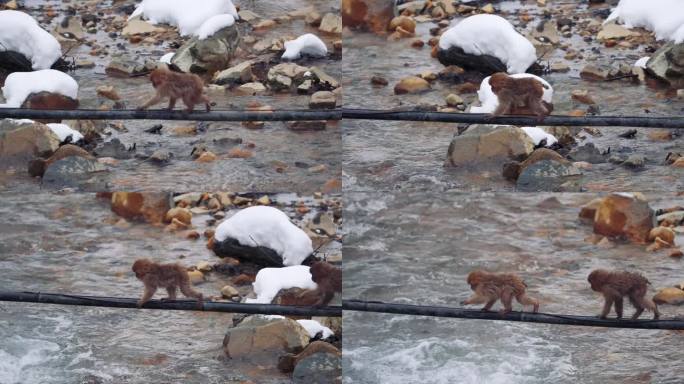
[394,76,430,95]
[649,226,675,245]
[196,151,217,163]
[669,249,684,258]
[648,130,673,141]
[165,217,189,232]
[228,148,253,158]
[322,177,342,193]
[593,193,654,244]
[186,230,201,240]
[111,192,171,225]
[673,158,684,168]
[389,16,416,33]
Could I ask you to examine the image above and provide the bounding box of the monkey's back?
[154,263,190,287]
[609,271,650,294]
[481,273,527,296]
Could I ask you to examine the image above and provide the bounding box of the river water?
[0,188,341,383]
[342,1,684,193]
[342,191,684,383]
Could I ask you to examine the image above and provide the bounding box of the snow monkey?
[488,72,551,122]
[278,261,342,307]
[587,269,660,320]
[138,64,211,113]
[132,258,203,308]
[461,270,539,314]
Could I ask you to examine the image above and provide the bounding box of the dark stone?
[516,160,581,192]
[213,237,286,267]
[42,156,106,188]
[292,352,341,384]
[568,142,606,163]
[437,46,507,75]
[95,138,132,159]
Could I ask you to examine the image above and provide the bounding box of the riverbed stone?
[319,13,342,34]
[95,138,132,159]
[645,42,684,88]
[309,91,337,109]
[292,350,342,384]
[593,193,655,244]
[568,143,606,163]
[212,236,286,267]
[648,226,676,245]
[268,63,309,91]
[437,45,508,74]
[171,23,240,74]
[393,76,430,94]
[223,316,310,361]
[165,207,192,226]
[213,60,254,85]
[0,120,60,167]
[446,125,535,167]
[110,192,172,224]
[516,160,581,192]
[653,287,684,305]
[41,156,105,187]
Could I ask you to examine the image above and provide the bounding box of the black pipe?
[0,291,341,317]
[343,300,683,330]
[0,108,341,121]
[342,108,684,128]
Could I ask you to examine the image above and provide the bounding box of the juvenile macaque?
[461,270,539,314]
[138,64,210,113]
[587,269,660,320]
[132,258,203,307]
[488,72,551,122]
[277,261,342,307]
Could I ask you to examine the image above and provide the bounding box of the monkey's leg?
[614,296,624,319]
[646,298,661,320]
[627,295,644,319]
[314,290,335,308]
[529,97,549,123]
[167,97,177,111]
[516,294,539,313]
[179,280,203,300]
[182,97,195,113]
[138,93,163,110]
[499,289,513,315]
[138,285,157,308]
[461,293,486,306]
[599,297,613,319]
[482,298,497,312]
[164,286,177,301]
[201,95,211,112]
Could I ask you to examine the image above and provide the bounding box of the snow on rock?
[634,56,650,68]
[438,14,537,74]
[521,127,557,147]
[0,70,79,108]
[296,319,334,339]
[245,265,317,304]
[159,52,175,64]
[470,73,553,114]
[606,0,684,43]
[0,10,62,70]
[215,206,313,266]
[282,33,328,60]
[46,123,84,143]
[129,0,238,36]
[195,14,235,40]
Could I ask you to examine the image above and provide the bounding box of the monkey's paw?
[136,300,145,308]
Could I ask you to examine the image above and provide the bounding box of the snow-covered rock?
[282,33,328,60]
[470,73,553,114]
[129,0,238,36]
[159,52,175,64]
[0,10,62,70]
[296,319,334,339]
[46,123,84,143]
[634,56,650,68]
[438,14,537,74]
[195,14,236,39]
[521,127,557,147]
[245,265,317,304]
[606,0,684,43]
[0,69,79,108]
[214,206,313,266]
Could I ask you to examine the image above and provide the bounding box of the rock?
[41,156,106,187]
[0,120,60,168]
[389,16,415,33]
[196,151,217,163]
[148,149,171,164]
[257,195,271,205]
[653,287,684,305]
[503,148,568,181]
[287,121,327,131]
[213,61,253,85]
[597,22,639,40]
[647,130,673,141]
[622,154,645,169]
[95,138,131,159]
[657,211,684,226]
[122,19,164,36]
[279,341,341,374]
[21,92,79,114]
[96,85,121,101]
[111,192,171,224]
[165,207,192,226]
[649,226,675,246]
[106,57,150,77]
[670,249,684,258]
[593,193,655,244]
[645,42,684,88]
[571,90,595,105]
[371,76,388,86]
[673,158,684,168]
[213,236,285,267]
[220,285,240,299]
[292,348,342,384]
[228,148,253,158]
[171,23,240,74]
[187,270,204,284]
[319,13,342,34]
[516,160,581,192]
[236,82,267,96]
[437,45,508,74]
[223,316,310,361]
[445,93,463,106]
[580,64,611,81]
[309,91,337,109]
[28,144,94,177]
[579,198,604,221]
[568,143,606,163]
[267,63,309,91]
[305,11,322,26]
[394,76,430,94]
[309,67,339,89]
[446,125,535,167]
[341,0,395,34]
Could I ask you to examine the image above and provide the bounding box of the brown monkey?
[132,258,203,307]
[138,64,211,113]
[587,269,660,320]
[276,261,342,307]
[461,270,539,314]
[488,72,551,122]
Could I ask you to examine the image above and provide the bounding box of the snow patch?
[47,123,84,143]
[215,206,313,266]
[296,319,334,339]
[0,69,79,108]
[245,265,317,304]
[195,14,235,39]
[159,52,175,64]
[470,73,553,114]
[129,0,238,36]
[282,33,328,60]
[606,0,684,43]
[0,10,62,70]
[634,56,650,68]
[521,127,557,147]
[438,14,537,74]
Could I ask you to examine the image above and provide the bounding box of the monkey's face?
[466,270,486,289]
[149,70,165,88]
[587,270,605,291]
[132,259,152,280]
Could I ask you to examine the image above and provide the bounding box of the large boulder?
[223,316,310,363]
[267,63,309,92]
[593,193,655,244]
[645,42,684,88]
[41,156,106,188]
[212,236,287,267]
[171,23,240,74]
[110,192,172,225]
[437,45,508,74]
[341,0,395,33]
[445,125,535,167]
[516,159,581,192]
[293,349,342,384]
[0,119,60,168]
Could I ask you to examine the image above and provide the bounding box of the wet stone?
[516,160,582,192]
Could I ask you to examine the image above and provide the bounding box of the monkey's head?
[309,261,330,284]
[466,270,489,290]
[149,66,170,88]
[587,269,609,291]
[132,259,154,280]
[488,72,511,93]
